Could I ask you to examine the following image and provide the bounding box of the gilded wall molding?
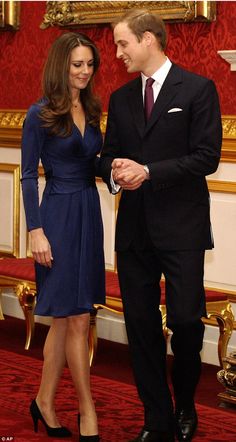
[0,163,20,257]
[207,180,236,194]
[222,116,236,137]
[221,115,236,163]
[0,110,25,127]
[0,110,27,148]
[0,110,236,163]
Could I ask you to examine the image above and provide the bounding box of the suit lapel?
[145,64,183,135]
[125,65,183,138]
[127,77,146,138]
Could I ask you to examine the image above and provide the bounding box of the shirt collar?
[141,57,172,88]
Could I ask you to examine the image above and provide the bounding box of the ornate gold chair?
[0,257,36,350]
[217,351,236,406]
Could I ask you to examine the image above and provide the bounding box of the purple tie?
[144,77,155,120]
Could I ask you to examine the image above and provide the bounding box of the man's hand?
[112,158,148,190]
[29,228,53,267]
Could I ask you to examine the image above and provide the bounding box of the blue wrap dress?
[21,102,105,317]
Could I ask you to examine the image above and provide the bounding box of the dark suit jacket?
[100,63,222,251]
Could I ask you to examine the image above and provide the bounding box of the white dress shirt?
[141,57,172,103]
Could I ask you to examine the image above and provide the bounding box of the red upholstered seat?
[105,271,227,304]
[0,259,227,304]
[204,290,227,302]
[105,271,120,298]
[106,271,165,304]
[0,257,35,281]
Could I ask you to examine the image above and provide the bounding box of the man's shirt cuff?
[110,171,121,194]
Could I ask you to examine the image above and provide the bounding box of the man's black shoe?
[175,406,198,441]
[129,428,175,442]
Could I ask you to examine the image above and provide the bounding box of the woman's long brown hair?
[40,32,101,137]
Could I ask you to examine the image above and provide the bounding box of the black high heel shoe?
[30,399,72,438]
[78,414,100,441]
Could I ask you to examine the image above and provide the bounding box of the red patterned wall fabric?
[0,1,235,113]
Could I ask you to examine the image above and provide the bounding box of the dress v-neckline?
[74,122,87,140]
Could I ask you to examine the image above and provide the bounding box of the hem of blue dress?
[34,306,97,318]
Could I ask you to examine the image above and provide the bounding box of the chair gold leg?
[207,304,234,368]
[159,305,170,341]
[15,282,36,350]
[24,307,35,350]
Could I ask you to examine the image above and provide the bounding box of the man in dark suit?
[100,9,222,442]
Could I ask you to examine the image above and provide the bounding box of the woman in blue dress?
[21,32,105,441]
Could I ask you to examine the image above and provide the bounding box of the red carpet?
[0,348,236,441]
[0,315,227,409]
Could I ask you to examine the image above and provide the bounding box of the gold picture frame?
[40,1,216,29]
[0,1,20,30]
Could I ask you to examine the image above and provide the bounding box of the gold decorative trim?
[0,110,236,162]
[0,110,25,127]
[0,1,20,30]
[0,163,20,257]
[217,351,236,406]
[205,300,234,367]
[222,115,236,137]
[204,287,236,330]
[221,115,236,163]
[40,1,216,29]
[208,180,236,194]
[100,112,108,135]
[0,110,27,148]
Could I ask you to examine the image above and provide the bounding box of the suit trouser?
[117,247,206,432]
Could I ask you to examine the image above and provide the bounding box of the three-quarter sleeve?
[21,104,45,231]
